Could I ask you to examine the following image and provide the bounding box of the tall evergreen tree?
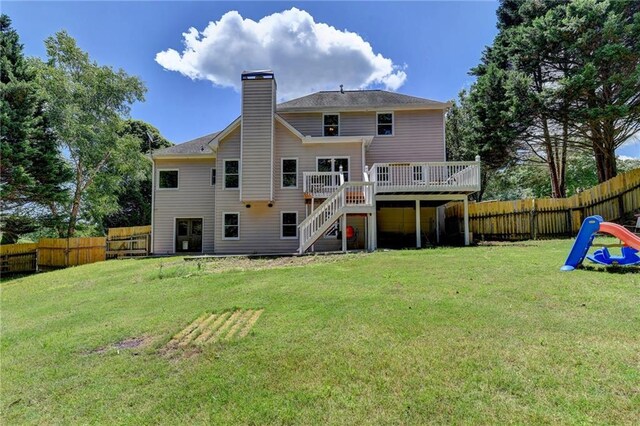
[0,14,71,242]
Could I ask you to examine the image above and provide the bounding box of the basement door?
[175,218,203,253]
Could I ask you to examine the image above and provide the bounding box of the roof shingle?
[152,132,219,156]
[277,90,449,112]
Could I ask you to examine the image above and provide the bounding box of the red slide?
[599,222,640,251]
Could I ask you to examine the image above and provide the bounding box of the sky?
[4,1,638,158]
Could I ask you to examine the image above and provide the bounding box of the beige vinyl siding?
[280,110,446,164]
[241,78,274,201]
[278,112,322,137]
[152,158,215,254]
[214,121,364,254]
[366,110,445,165]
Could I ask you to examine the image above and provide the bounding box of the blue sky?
[5,1,638,158]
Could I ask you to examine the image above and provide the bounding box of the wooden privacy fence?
[37,237,107,270]
[1,243,38,274]
[1,226,152,275]
[106,225,151,259]
[446,168,640,241]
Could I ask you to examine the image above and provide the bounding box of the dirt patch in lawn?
[162,309,264,357]
[88,336,152,355]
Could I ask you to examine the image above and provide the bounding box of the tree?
[556,0,640,181]
[0,15,71,243]
[446,65,533,200]
[102,120,172,229]
[478,0,640,189]
[37,31,146,236]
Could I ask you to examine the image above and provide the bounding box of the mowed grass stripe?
[238,309,264,338]
[180,313,216,346]
[223,309,256,341]
[168,313,209,346]
[206,310,244,344]
[194,311,232,344]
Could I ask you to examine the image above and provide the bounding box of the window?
[224,160,239,189]
[281,212,298,239]
[317,157,349,182]
[158,170,178,189]
[223,213,239,240]
[377,112,393,136]
[323,113,339,136]
[211,168,216,186]
[282,158,297,188]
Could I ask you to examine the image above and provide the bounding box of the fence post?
[65,238,69,267]
[530,199,537,240]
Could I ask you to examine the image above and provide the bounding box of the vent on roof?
[340,84,344,94]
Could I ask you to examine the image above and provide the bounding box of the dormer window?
[377,112,394,136]
[323,113,340,136]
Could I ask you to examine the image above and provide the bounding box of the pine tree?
[0,14,71,242]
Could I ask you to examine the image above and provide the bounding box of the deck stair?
[298,181,374,254]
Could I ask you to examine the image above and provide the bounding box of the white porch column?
[372,206,377,251]
[463,196,470,246]
[342,213,347,252]
[415,199,421,248]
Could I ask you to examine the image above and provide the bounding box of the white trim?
[302,135,373,147]
[281,157,298,189]
[151,153,216,160]
[280,211,299,239]
[322,112,340,137]
[223,159,240,190]
[173,217,205,254]
[275,114,305,139]
[157,168,179,190]
[316,156,351,181]
[270,79,275,201]
[222,212,240,241]
[240,81,245,202]
[150,161,155,253]
[208,116,241,150]
[442,110,447,161]
[210,167,217,186]
[376,111,394,137]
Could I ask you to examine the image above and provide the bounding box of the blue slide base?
[586,246,640,266]
[561,215,604,271]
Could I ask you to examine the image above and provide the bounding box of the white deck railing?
[303,172,342,198]
[369,159,480,193]
[298,181,374,253]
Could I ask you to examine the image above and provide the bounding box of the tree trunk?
[541,117,566,198]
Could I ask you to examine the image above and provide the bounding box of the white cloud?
[155,8,407,100]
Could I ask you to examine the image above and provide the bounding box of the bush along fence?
[445,168,640,241]
[0,225,151,275]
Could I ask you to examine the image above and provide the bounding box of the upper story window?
[224,160,239,189]
[377,112,394,136]
[158,170,178,189]
[211,168,216,186]
[282,158,297,188]
[323,113,340,136]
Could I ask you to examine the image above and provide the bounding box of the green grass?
[2,240,639,424]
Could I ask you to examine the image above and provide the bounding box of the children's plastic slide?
[560,215,640,271]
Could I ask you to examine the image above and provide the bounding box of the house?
[149,70,480,255]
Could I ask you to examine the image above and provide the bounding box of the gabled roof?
[277,90,450,113]
[151,132,219,158]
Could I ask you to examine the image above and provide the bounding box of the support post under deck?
[415,199,421,248]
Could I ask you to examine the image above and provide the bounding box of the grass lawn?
[2,240,639,424]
